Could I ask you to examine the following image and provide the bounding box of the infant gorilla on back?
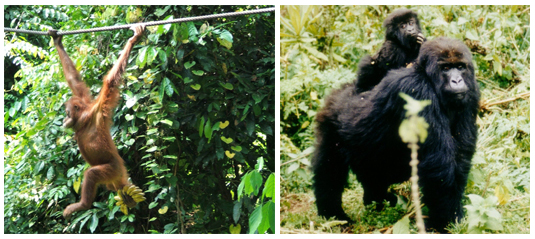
[356,8,426,93]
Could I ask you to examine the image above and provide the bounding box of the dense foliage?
[280,5,529,234]
[4,5,275,234]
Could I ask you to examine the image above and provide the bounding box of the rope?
[4,28,50,35]
[4,7,275,36]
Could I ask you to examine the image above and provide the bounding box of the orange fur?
[52,25,145,219]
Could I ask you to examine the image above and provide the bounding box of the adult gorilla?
[312,37,480,232]
[355,9,426,93]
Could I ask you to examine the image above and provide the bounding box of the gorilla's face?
[440,63,469,100]
[418,37,476,105]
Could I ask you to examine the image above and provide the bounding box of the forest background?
[4,5,275,234]
[280,5,530,234]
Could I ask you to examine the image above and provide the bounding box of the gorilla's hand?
[417,33,426,45]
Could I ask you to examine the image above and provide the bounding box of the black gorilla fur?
[356,9,426,93]
[312,37,480,232]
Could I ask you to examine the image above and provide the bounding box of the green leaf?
[158,83,166,104]
[246,118,255,136]
[187,21,199,36]
[146,146,157,152]
[183,77,193,84]
[286,163,299,175]
[35,117,49,129]
[125,93,138,108]
[262,174,275,199]
[217,38,232,50]
[8,107,15,117]
[146,46,158,65]
[252,93,264,103]
[467,194,485,205]
[493,59,502,76]
[204,118,212,141]
[198,116,205,137]
[176,23,190,43]
[225,150,235,158]
[248,204,262,234]
[302,44,328,61]
[217,30,233,43]
[229,224,241,234]
[79,211,92,232]
[211,121,220,131]
[400,93,431,115]
[232,201,241,223]
[161,15,173,34]
[26,128,37,137]
[457,17,468,25]
[466,30,479,41]
[253,105,261,116]
[241,104,250,121]
[160,119,173,126]
[216,146,224,159]
[192,70,204,76]
[258,201,275,234]
[14,100,22,111]
[162,137,176,142]
[221,82,233,90]
[154,7,169,17]
[125,114,134,121]
[148,202,158,209]
[46,166,55,180]
[237,176,245,200]
[485,217,504,231]
[128,126,139,134]
[221,136,233,144]
[33,161,45,175]
[184,61,196,69]
[89,213,98,233]
[125,138,135,145]
[191,84,201,90]
[164,77,175,97]
[231,145,242,152]
[250,171,262,195]
[137,46,149,68]
[216,30,233,49]
[158,48,167,65]
[217,39,232,49]
[256,157,264,171]
[242,172,252,196]
[332,52,347,63]
[399,93,430,144]
[392,215,410,234]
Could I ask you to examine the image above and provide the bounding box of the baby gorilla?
[355,8,426,93]
[312,37,480,233]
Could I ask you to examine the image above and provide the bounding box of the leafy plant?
[464,194,504,233]
[4,5,274,234]
[281,5,529,234]
[236,157,275,234]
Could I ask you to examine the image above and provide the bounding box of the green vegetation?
[280,5,529,234]
[4,5,275,233]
